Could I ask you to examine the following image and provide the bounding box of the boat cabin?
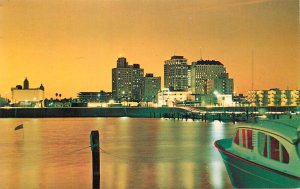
[230,117,300,177]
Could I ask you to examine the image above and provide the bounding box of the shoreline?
[0,106,298,119]
[0,107,187,118]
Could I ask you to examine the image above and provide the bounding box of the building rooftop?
[171,55,185,60]
[145,73,154,77]
[193,60,223,66]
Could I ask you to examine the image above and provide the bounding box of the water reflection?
[0,118,236,189]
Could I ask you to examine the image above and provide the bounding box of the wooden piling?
[90,130,100,189]
[232,113,236,123]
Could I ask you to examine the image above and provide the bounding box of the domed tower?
[40,84,45,91]
[24,77,29,89]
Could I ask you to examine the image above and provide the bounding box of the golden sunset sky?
[0,0,299,98]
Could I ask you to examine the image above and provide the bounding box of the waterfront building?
[207,73,234,95]
[0,96,8,107]
[232,94,248,106]
[164,56,189,90]
[187,65,191,89]
[11,78,45,107]
[44,98,73,108]
[131,64,144,102]
[142,73,161,103]
[190,59,227,94]
[112,57,144,102]
[77,90,113,103]
[157,88,192,107]
[246,88,300,106]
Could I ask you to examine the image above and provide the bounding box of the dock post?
[232,113,235,123]
[90,131,100,189]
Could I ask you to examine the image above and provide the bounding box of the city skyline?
[0,0,299,98]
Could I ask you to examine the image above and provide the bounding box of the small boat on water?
[215,115,300,188]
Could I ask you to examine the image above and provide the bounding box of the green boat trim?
[215,139,300,181]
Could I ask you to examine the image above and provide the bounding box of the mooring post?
[90,130,100,189]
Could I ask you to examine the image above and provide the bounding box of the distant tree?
[59,94,62,100]
[55,93,58,99]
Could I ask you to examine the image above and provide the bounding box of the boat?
[214,115,300,188]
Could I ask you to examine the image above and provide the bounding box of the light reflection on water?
[0,118,237,189]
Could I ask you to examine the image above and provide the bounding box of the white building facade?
[11,78,45,107]
[157,88,192,107]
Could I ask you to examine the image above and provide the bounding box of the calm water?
[0,118,238,189]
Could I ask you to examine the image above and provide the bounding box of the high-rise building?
[208,73,234,95]
[164,56,189,90]
[112,57,144,102]
[187,65,191,89]
[142,73,161,102]
[191,60,228,94]
[131,64,144,101]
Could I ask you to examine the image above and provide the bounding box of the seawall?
[0,107,187,118]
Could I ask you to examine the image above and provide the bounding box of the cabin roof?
[238,116,300,144]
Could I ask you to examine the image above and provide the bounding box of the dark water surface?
[0,118,237,189]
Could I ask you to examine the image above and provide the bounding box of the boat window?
[258,132,268,157]
[247,129,254,150]
[258,132,289,164]
[242,129,247,148]
[236,128,254,150]
[270,136,280,161]
[282,145,289,163]
[234,129,239,145]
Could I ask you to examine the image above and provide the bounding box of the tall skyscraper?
[164,56,188,90]
[187,65,191,89]
[191,60,228,94]
[112,57,144,102]
[131,64,144,101]
[142,73,161,102]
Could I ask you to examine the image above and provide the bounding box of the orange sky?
[0,0,299,98]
